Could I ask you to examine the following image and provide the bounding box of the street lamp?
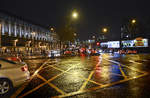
[14,39,18,43]
[131,19,136,24]
[13,39,18,52]
[72,11,78,19]
[50,27,54,31]
[92,35,95,39]
[31,32,36,37]
[101,27,108,40]
[102,28,108,33]
[74,33,77,37]
[14,39,18,47]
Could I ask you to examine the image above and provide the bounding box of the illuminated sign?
[122,38,148,48]
[108,41,120,48]
[100,42,108,47]
[134,38,148,47]
[122,40,134,48]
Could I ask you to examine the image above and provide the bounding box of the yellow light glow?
[15,39,18,42]
[31,32,36,36]
[51,28,54,31]
[72,12,78,19]
[132,19,136,24]
[102,28,108,33]
[74,33,77,36]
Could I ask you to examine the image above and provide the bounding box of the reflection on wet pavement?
[12,53,149,98]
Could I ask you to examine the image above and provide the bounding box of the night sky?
[0,0,150,40]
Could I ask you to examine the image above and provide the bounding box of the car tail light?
[21,65,28,72]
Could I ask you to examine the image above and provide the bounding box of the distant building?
[0,10,59,52]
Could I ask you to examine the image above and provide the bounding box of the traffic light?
[96,42,100,46]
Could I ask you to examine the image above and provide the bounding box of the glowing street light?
[14,39,18,47]
[31,32,36,36]
[14,39,18,42]
[74,33,77,37]
[131,19,136,24]
[72,12,78,19]
[102,28,108,33]
[50,27,54,31]
[92,35,95,39]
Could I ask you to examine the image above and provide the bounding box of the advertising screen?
[122,38,148,48]
[100,42,108,47]
[122,40,134,48]
[134,38,148,47]
[108,41,120,48]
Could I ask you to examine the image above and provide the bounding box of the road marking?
[79,76,103,86]
[54,55,149,98]
[79,71,95,91]
[16,54,149,98]
[11,59,50,98]
[18,82,47,98]
[129,60,142,64]
[48,65,103,86]
[10,81,30,98]
[48,65,65,72]
[104,58,146,74]
[110,73,123,77]
[118,64,127,79]
[18,65,75,97]
[55,72,148,98]
[37,74,66,95]
[79,61,100,91]
[121,64,146,74]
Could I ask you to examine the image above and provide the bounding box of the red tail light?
[21,66,28,72]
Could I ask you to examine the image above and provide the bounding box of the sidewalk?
[22,55,48,60]
[0,52,75,60]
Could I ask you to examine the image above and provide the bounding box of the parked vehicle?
[48,50,61,58]
[0,57,30,96]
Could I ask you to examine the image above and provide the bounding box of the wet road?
[11,53,150,98]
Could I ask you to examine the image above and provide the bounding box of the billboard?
[134,38,148,47]
[100,42,108,47]
[108,41,120,48]
[122,40,134,48]
[122,38,148,48]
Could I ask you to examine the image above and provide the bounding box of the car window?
[0,58,17,64]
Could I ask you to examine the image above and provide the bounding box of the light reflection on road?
[12,53,149,98]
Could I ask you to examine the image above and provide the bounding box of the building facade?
[0,11,59,54]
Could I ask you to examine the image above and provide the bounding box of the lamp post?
[130,19,137,39]
[101,27,108,40]
[31,32,36,53]
[14,39,18,52]
[14,39,18,47]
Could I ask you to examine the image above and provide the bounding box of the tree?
[57,25,76,49]
[121,17,150,40]
[57,25,75,42]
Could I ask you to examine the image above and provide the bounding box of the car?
[48,50,61,58]
[5,56,22,63]
[0,57,30,96]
